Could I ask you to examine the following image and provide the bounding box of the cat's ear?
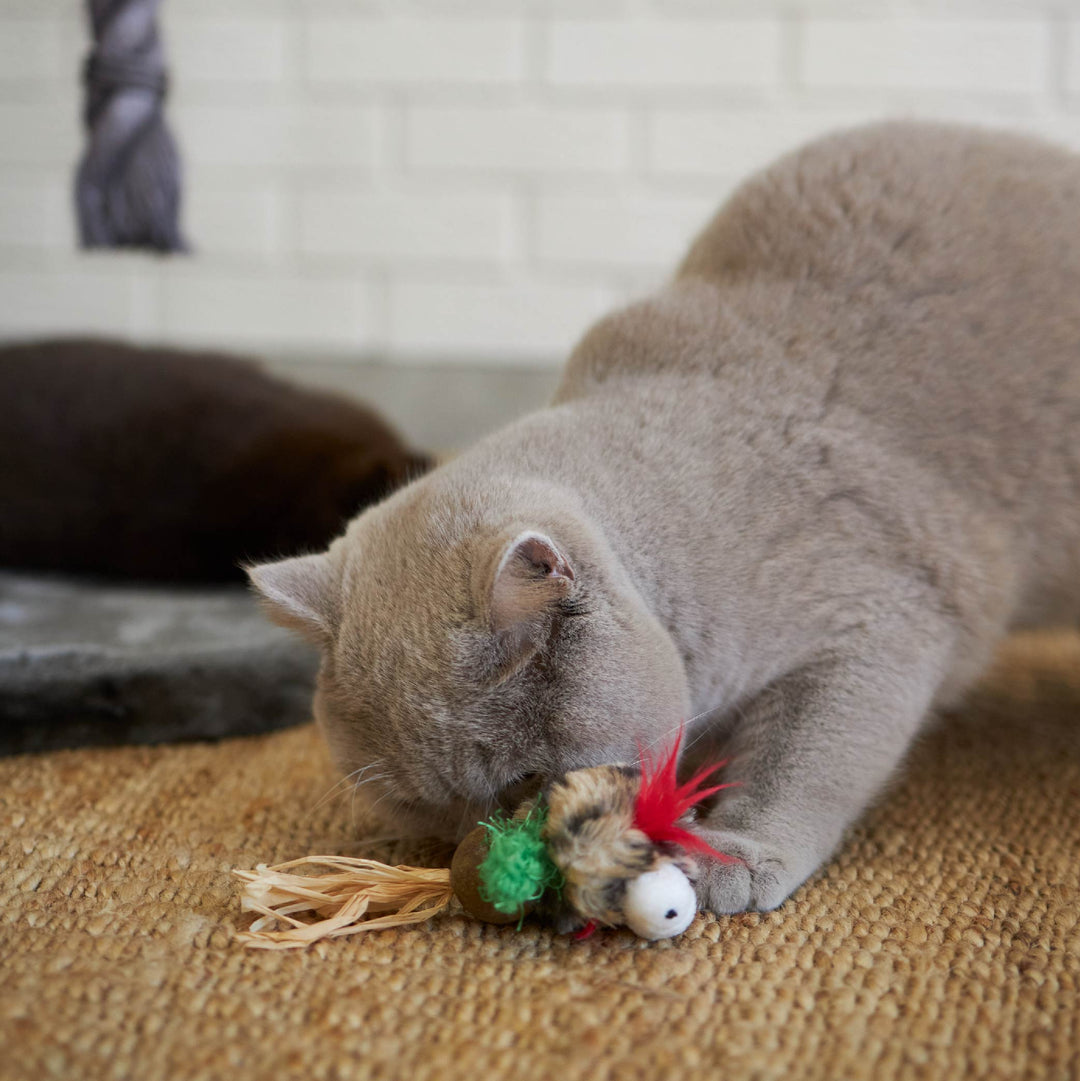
[490,531,575,640]
[245,553,338,645]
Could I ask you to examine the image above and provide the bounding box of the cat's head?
[247,471,689,840]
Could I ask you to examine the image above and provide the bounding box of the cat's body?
[251,122,1080,914]
[0,339,430,583]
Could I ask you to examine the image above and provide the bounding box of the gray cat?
[249,122,1080,915]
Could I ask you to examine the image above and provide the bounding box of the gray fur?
[250,122,1080,914]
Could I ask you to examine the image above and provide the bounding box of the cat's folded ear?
[245,552,338,645]
[490,531,575,647]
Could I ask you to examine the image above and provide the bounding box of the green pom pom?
[478,803,563,915]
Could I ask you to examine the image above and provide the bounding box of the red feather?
[633,730,741,864]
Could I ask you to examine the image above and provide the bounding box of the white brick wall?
[545,20,782,88]
[306,19,525,86]
[800,19,1049,95]
[535,194,716,269]
[1067,21,1080,99]
[646,108,884,180]
[161,269,372,349]
[169,19,290,85]
[0,262,155,338]
[0,2,1078,365]
[0,18,65,83]
[186,185,284,260]
[388,279,616,360]
[0,104,80,165]
[406,107,631,175]
[299,190,518,263]
[177,104,378,169]
[0,180,66,248]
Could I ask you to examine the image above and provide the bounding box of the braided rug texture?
[2,631,1078,1081]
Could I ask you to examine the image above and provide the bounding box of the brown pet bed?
[2,631,1078,1080]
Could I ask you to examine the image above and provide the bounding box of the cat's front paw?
[693,830,812,914]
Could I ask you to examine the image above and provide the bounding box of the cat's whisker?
[680,712,726,756]
[323,831,406,851]
[685,702,726,729]
[349,770,392,829]
[307,761,381,817]
[456,799,490,838]
[304,778,355,821]
[362,780,403,826]
[641,707,721,756]
[479,772,500,811]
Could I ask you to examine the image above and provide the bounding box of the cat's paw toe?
[693,831,800,915]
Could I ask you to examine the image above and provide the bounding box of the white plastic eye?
[622,861,697,940]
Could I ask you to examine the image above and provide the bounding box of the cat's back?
[679,120,1080,297]
[562,121,1080,467]
[693,123,1080,503]
[565,122,1080,395]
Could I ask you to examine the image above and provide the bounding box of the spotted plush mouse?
[234,737,737,948]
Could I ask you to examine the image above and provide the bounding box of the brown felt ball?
[450,826,528,925]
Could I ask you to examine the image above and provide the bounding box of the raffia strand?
[233,856,453,950]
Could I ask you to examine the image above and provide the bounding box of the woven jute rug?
[2,631,1078,1081]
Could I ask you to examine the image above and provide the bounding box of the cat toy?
[233,735,738,948]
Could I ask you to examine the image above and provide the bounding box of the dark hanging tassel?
[75,0,187,253]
